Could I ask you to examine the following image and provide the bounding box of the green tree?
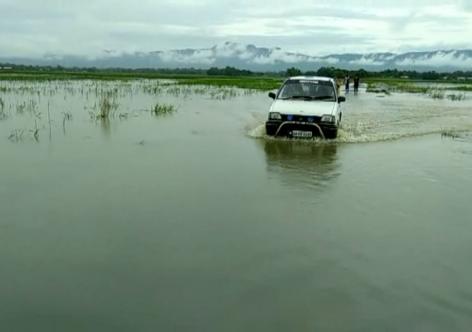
[286,67,302,77]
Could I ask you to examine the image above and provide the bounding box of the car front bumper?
[266,120,337,139]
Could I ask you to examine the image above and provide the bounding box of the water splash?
[247,91,472,144]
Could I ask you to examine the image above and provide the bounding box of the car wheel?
[324,129,338,139]
[265,124,278,136]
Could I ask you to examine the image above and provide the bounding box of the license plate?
[292,130,313,138]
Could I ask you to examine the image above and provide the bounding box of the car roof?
[288,76,334,82]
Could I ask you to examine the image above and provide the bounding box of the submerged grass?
[176,77,282,91]
[367,80,470,101]
[0,97,5,120]
[367,81,430,94]
[447,93,466,101]
[447,86,472,92]
[441,130,463,140]
[429,90,445,99]
[8,129,24,142]
[98,96,113,119]
[151,103,177,116]
[95,93,119,119]
[0,71,281,90]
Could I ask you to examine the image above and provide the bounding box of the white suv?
[266,76,345,139]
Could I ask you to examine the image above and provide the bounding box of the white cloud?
[0,0,471,57]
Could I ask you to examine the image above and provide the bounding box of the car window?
[278,80,336,101]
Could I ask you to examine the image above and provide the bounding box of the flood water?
[1,80,472,331]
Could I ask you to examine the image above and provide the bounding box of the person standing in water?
[354,76,360,93]
[344,75,351,93]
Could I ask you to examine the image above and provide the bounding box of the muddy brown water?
[1,80,472,331]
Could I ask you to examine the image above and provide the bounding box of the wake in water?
[247,122,472,144]
[247,91,472,144]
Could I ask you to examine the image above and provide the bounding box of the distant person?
[344,75,351,93]
[354,76,360,93]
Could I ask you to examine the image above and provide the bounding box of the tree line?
[1,63,471,81]
[285,66,472,80]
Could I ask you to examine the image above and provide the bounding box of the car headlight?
[269,112,282,120]
[321,115,336,123]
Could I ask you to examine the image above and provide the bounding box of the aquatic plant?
[366,83,391,95]
[391,83,429,94]
[441,130,462,139]
[367,81,469,101]
[62,112,72,134]
[31,125,39,142]
[0,97,6,120]
[143,83,164,95]
[99,97,112,118]
[96,94,118,119]
[446,93,466,101]
[16,102,26,114]
[14,100,38,115]
[8,129,24,143]
[151,103,176,116]
[366,81,429,94]
[62,112,72,121]
[429,90,445,99]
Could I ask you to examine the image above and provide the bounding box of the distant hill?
[2,42,472,72]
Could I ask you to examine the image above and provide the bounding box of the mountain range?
[2,42,472,72]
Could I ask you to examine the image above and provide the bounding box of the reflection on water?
[2,80,472,331]
[99,117,112,138]
[260,140,340,189]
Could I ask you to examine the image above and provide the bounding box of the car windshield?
[278,80,336,101]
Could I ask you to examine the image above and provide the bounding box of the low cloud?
[395,50,472,68]
[158,49,215,65]
[140,42,472,70]
[348,58,386,66]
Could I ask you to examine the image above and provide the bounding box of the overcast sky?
[1,0,471,57]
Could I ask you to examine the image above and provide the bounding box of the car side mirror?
[338,96,346,103]
[268,92,276,99]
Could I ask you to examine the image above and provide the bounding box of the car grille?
[281,114,321,123]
